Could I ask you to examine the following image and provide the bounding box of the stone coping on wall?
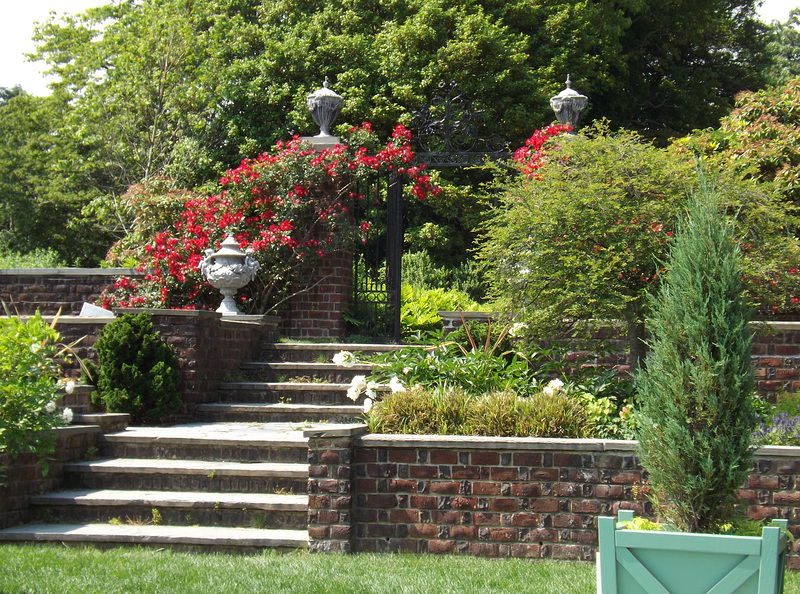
[303,425,800,458]
[0,268,141,276]
[11,308,280,327]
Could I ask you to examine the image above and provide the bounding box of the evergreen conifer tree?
[636,174,755,533]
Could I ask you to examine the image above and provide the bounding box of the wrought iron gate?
[350,173,403,343]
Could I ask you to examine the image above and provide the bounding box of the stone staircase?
[195,342,404,424]
[0,342,402,552]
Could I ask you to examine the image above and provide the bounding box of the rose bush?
[101,124,439,313]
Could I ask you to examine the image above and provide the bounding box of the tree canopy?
[0,0,774,264]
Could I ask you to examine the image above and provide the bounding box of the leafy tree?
[636,176,755,534]
[480,123,800,371]
[679,78,800,206]
[765,9,800,87]
[0,92,108,264]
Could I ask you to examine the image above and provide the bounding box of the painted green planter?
[597,510,789,594]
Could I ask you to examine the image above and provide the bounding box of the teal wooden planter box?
[598,510,789,594]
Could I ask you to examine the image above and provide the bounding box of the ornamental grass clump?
[636,175,756,534]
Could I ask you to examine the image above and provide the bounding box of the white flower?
[402,366,412,375]
[61,407,73,424]
[347,375,367,401]
[332,351,357,367]
[363,397,373,413]
[389,376,406,393]
[509,322,528,337]
[45,401,56,414]
[64,380,76,395]
[366,381,379,399]
[543,378,565,396]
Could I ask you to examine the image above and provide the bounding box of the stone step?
[0,523,308,552]
[216,382,357,406]
[196,403,365,424]
[29,489,308,529]
[238,361,374,383]
[97,423,311,463]
[63,458,308,494]
[261,342,406,362]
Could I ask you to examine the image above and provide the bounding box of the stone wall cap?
[358,433,640,451]
[221,314,281,327]
[55,425,103,436]
[0,268,141,276]
[114,308,221,319]
[303,424,369,439]
[754,445,800,457]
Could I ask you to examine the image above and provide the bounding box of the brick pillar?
[285,249,353,341]
[304,425,367,553]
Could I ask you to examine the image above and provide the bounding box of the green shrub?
[402,251,486,302]
[0,312,72,481]
[400,285,480,336]
[636,176,755,533]
[91,313,181,423]
[775,391,800,416]
[0,248,66,269]
[367,386,589,438]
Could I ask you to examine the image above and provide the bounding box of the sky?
[1,0,799,96]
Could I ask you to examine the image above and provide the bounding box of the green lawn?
[0,545,798,593]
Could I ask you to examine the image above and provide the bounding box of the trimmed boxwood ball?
[91,312,181,423]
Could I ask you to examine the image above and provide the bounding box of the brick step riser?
[260,346,399,362]
[195,410,363,425]
[216,389,354,406]
[241,369,370,383]
[98,442,308,464]
[29,505,307,530]
[64,473,307,495]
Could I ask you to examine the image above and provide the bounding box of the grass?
[0,545,598,593]
[2,544,800,592]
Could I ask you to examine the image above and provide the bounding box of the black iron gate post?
[386,173,402,343]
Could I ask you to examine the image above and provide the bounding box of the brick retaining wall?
[0,269,143,315]
[0,427,101,530]
[306,427,800,568]
[50,309,279,418]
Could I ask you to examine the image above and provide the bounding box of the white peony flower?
[543,378,565,396]
[365,381,379,399]
[64,380,76,395]
[389,376,406,393]
[332,351,357,368]
[363,397,373,413]
[45,401,56,414]
[61,407,74,424]
[347,375,367,401]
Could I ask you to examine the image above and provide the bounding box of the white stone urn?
[199,235,260,315]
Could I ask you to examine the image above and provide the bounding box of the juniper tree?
[636,175,755,533]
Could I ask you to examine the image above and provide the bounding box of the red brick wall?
[0,427,101,530]
[283,250,353,340]
[306,428,800,567]
[52,310,279,418]
[0,269,142,315]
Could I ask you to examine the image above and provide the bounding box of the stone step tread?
[219,381,353,391]
[240,361,374,371]
[263,342,407,352]
[0,523,308,548]
[64,458,308,478]
[98,422,315,447]
[30,489,308,511]
[197,403,364,413]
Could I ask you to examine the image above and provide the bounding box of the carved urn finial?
[550,75,588,133]
[307,77,343,138]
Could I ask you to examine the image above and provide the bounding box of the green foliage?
[400,285,480,336]
[366,386,589,438]
[481,123,692,369]
[636,175,756,534]
[765,11,800,86]
[447,320,512,358]
[0,312,71,481]
[401,251,486,302]
[0,249,67,269]
[91,313,181,423]
[775,391,800,416]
